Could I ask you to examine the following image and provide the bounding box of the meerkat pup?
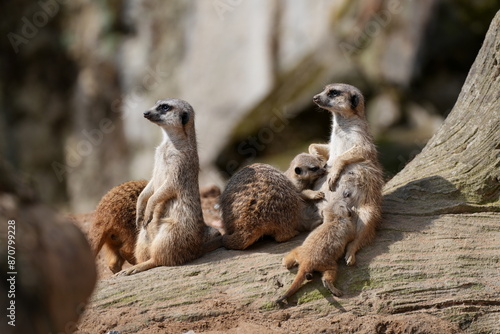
[88,180,147,273]
[219,154,325,250]
[118,98,205,276]
[309,83,384,266]
[284,153,327,201]
[276,199,356,303]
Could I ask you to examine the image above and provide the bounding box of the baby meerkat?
[277,194,356,303]
[284,153,326,201]
[220,154,325,250]
[88,180,147,273]
[309,83,384,266]
[117,98,205,276]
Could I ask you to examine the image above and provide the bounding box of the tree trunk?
[383,9,499,215]
[76,11,500,334]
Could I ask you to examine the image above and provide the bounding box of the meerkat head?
[290,153,326,185]
[313,83,365,118]
[143,98,194,131]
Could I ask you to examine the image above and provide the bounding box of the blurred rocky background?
[0,0,497,213]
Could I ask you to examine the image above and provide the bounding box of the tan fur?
[220,164,303,250]
[277,197,356,303]
[309,83,384,266]
[89,182,221,274]
[219,154,326,250]
[118,99,205,276]
[88,180,147,273]
[284,153,326,201]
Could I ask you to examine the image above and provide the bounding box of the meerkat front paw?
[328,173,340,191]
[313,191,325,200]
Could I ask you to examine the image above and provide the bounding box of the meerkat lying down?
[219,153,326,250]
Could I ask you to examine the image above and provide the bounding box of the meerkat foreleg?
[308,143,330,161]
[142,184,177,227]
[136,181,154,226]
[300,189,325,200]
[328,145,366,191]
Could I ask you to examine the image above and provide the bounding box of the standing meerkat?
[118,98,205,275]
[88,180,147,273]
[219,153,325,250]
[309,83,384,266]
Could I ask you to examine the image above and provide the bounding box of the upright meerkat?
[118,98,205,275]
[309,83,384,266]
[88,181,221,274]
[219,153,325,250]
[88,180,147,273]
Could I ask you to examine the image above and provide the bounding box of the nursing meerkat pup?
[284,153,326,201]
[277,198,356,303]
[118,98,205,275]
[310,83,383,266]
[220,155,325,250]
[88,180,147,273]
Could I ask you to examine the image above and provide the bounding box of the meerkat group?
[86,83,383,304]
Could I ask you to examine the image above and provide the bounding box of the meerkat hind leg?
[345,206,377,266]
[115,258,157,276]
[321,266,342,297]
[222,230,261,250]
[105,245,125,274]
[273,227,299,243]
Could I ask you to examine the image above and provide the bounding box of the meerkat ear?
[350,93,360,111]
[294,167,302,175]
[181,112,189,125]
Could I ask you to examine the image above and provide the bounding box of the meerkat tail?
[276,267,311,303]
[87,223,106,257]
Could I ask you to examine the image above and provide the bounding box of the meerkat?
[276,199,356,303]
[88,180,147,273]
[87,181,221,274]
[117,98,205,276]
[284,153,327,201]
[309,83,384,266]
[219,154,326,250]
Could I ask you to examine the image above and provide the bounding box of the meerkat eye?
[327,89,340,98]
[157,104,171,113]
[309,166,319,172]
[294,167,302,175]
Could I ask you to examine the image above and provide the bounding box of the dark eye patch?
[309,166,320,172]
[294,167,302,175]
[157,104,171,113]
[327,89,340,98]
